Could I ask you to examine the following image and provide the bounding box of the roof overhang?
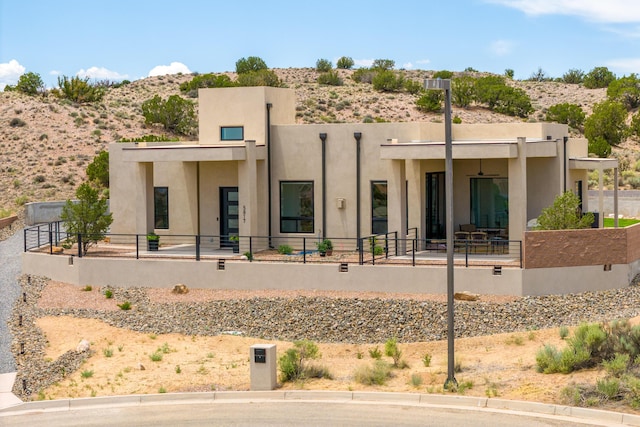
[569,157,618,171]
[121,144,266,162]
[380,139,556,160]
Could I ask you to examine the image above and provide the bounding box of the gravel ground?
[0,228,23,374]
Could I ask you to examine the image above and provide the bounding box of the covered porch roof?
[569,156,620,228]
[380,138,556,160]
[121,143,266,162]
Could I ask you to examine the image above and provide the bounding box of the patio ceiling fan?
[467,159,499,177]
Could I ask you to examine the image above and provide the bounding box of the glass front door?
[220,187,238,246]
[426,172,445,239]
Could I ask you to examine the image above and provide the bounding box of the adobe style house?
[25,86,639,296]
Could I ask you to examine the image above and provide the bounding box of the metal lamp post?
[424,78,457,389]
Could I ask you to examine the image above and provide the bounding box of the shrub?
[235,56,268,74]
[81,370,94,378]
[536,191,594,230]
[117,301,131,310]
[372,70,404,92]
[141,95,197,136]
[596,377,621,400]
[416,91,442,113]
[278,339,321,382]
[352,68,375,84]
[236,69,281,87]
[422,353,432,367]
[277,245,293,255]
[384,337,404,368]
[368,346,382,359]
[336,56,354,69]
[61,183,113,255]
[103,348,113,358]
[15,72,45,95]
[371,59,395,71]
[603,354,630,377]
[432,70,454,79]
[562,69,585,84]
[528,67,551,82]
[9,118,26,127]
[315,58,332,72]
[584,100,628,153]
[119,135,180,143]
[607,74,640,110]
[559,326,569,340]
[150,351,163,362]
[583,66,616,89]
[504,69,514,79]
[317,71,343,86]
[410,373,423,387]
[57,75,105,103]
[86,151,109,188]
[104,289,113,299]
[452,76,475,108]
[179,73,235,93]
[403,79,423,95]
[545,103,586,129]
[354,360,392,385]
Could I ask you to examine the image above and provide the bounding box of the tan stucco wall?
[522,264,630,296]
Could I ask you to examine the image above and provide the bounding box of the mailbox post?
[250,344,277,390]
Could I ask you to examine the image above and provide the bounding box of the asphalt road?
[0,401,617,427]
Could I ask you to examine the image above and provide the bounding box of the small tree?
[317,70,343,86]
[141,95,196,136]
[236,69,280,87]
[336,56,354,69]
[61,183,113,255]
[372,70,404,92]
[536,191,594,230]
[235,56,268,74]
[371,59,395,71]
[278,339,321,382]
[504,69,515,79]
[86,151,109,188]
[452,76,475,108]
[583,66,616,89]
[315,58,332,72]
[416,91,442,112]
[15,72,45,95]
[606,74,640,110]
[584,100,628,154]
[562,69,585,84]
[545,103,586,129]
[56,75,105,103]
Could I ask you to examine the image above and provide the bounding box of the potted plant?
[229,235,240,253]
[316,240,327,257]
[322,239,333,256]
[147,232,159,251]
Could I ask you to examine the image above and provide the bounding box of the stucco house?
[25,85,640,296]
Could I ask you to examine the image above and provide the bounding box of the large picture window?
[470,178,508,229]
[371,181,388,235]
[280,181,314,233]
[154,187,169,229]
[220,126,244,141]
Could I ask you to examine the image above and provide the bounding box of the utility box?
[250,344,277,391]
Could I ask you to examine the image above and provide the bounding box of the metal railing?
[24,223,522,268]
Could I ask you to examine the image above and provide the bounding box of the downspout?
[563,136,568,192]
[319,133,327,240]
[354,132,362,249]
[266,103,273,247]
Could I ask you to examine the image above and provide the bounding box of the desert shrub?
[372,70,404,92]
[583,66,616,89]
[528,67,551,82]
[597,377,622,401]
[104,289,113,299]
[235,56,268,74]
[422,353,432,367]
[589,136,612,158]
[336,56,354,69]
[432,70,453,79]
[277,245,293,255]
[61,183,113,255]
[452,116,462,124]
[352,68,375,84]
[317,71,343,86]
[559,326,570,340]
[179,73,235,93]
[9,118,26,127]
[536,344,562,373]
[416,91,442,112]
[371,59,395,71]
[545,103,585,129]
[403,79,423,95]
[33,175,45,183]
[584,100,628,154]
[603,354,630,378]
[119,135,180,143]
[629,112,640,141]
[536,323,609,374]
[15,72,46,95]
[354,360,392,385]
[141,95,197,136]
[278,339,321,382]
[536,191,594,230]
[57,75,105,103]
[368,346,382,359]
[562,69,585,84]
[504,69,514,79]
[452,76,475,108]
[607,74,640,110]
[236,69,281,87]
[315,58,332,72]
[410,373,423,387]
[384,337,407,368]
[86,151,109,188]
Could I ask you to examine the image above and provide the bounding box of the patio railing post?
[249,237,253,262]
[394,231,398,257]
[196,235,200,261]
[49,231,53,255]
[303,238,306,264]
[465,240,468,267]
[519,240,523,268]
[77,234,82,258]
[359,238,363,265]
[136,234,139,259]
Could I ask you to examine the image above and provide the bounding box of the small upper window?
[221,126,244,141]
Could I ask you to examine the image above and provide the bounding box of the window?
[280,181,313,233]
[154,187,169,229]
[470,178,508,229]
[220,126,244,141]
[371,181,388,235]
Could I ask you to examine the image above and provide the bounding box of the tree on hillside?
[336,56,354,69]
[86,151,109,188]
[606,74,640,110]
[61,183,113,255]
[56,76,105,103]
[583,67,616,89]
[545,103,585,129]
[235,56,268,74]
[584,100,627,156]
[536,191,594,230]
[562,69,584,84]
[371,59,395,71]
[141,95,196,136]
[236,69,281,87]
[315,59,332,72]
[15,72,46,95]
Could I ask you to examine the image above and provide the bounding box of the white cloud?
[0,59,26,88]
[490,39,515,56]
[403,62,414,69]
[77,66,128,80]
[354,59,374,68]
[49,70,61,76]
[148,62,191,77]
[486,0,640,23]
[606,58,640,73]
[416,59,431,65]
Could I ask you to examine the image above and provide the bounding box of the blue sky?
[2,0,640,89]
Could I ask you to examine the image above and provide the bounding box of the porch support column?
[614,167,619,228]
[238,140,260,251]
[406,160,422,249]
[388,159,407,255]
[135,162,154,236]
[508,137,527,244]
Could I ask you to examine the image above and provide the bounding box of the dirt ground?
[37,315,611,408]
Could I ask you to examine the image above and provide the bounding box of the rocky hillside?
[0,68,632,216]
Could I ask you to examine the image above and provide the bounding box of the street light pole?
[425,78,456,389]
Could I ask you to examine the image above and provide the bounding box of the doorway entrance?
[220,187,238,246]
[426,172,445,239]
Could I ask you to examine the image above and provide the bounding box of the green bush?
[536,191,594,230]
[372,70,404,92]
[336,56,354,69]
[371,59,395,71]
[86,151,109,188]
[179,73,235,94]
[452,76,475,108]
[416,91,442,112]
[278,340,321,382]
[589,136,612,158]
[528,67,551,82]
[61,183,113,255]
[235,56,268,74]
[277,245,293,255]
[504,69,514,79]
[403,79,423,95]
[607,74,640,110]
[9,118,26,127]
[562,69,585,84]
[315,58,332,72]
[354,360,392,385]
[432,70,454,79]
[583,66,616,89]
[236,69,281,87]
[15,72,45,95]
[317,71,343,86]
[584,100,628,154]
[473,75,533,118]
[603,354,630,377]
[422,353,432,367]
[118,301,131,310]
[119,135,180,143]
[352,68,375,84]
[368,346,382,359]
[56,75,105,103]
[141,95,197,136]
[545,103,586,129]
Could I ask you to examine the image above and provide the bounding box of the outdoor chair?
[454,231,469,252]
[459,224,477,233]
[470,231,489,253]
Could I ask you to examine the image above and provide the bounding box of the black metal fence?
[24,223,522,268]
